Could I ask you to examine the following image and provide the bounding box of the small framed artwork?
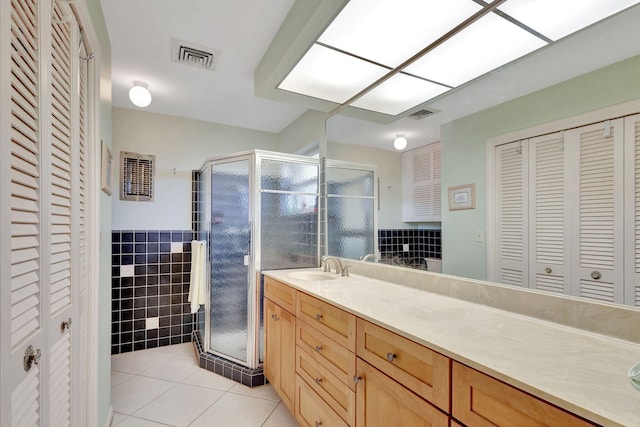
[448,183,475,211]
[101,140,113,196]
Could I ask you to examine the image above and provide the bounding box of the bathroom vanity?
[262,264,640,427]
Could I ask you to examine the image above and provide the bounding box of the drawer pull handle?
[271,313,277,320]
[315,313,323,321]
[315,345,323,353]
[386,352,397,362]
[315,422,322,427]
[315,377,323,385]
[353,375,362,384]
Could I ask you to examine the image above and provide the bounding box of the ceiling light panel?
[405,13,547,88]
[318,0,482,68]
[351,74,450,116]
[498,0,640,41]
[278,44,389,104]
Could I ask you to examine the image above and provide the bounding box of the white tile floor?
[111,343,299,427]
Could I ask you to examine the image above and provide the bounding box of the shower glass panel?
[326,163,376,260]
[210,159,251,364]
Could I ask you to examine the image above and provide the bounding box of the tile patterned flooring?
[111,343,299,426]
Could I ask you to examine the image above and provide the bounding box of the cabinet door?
[264,298,280,391]
[355,359,448,427]
[264,297,295,412]
[295,375,348,427]
[452,362,594,427]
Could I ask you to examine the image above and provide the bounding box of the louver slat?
[49,334,71,426]
[12,368,40,427]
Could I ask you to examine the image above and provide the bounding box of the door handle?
[23,345,42,372]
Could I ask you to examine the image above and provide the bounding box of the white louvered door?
[1,0,88,424]
[528,132,569,295]
[495,140,529,286]
[401,142,441,222]
[566,119,624,303]
[624,113,640,307]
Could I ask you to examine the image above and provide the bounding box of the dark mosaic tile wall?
[378,229,442,269]
[111,230,194,355]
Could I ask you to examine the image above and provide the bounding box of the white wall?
[441,54,640,280]
[111,107,279,230]
[276,110,326,155]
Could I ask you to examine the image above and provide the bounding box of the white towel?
[188,240,207,314]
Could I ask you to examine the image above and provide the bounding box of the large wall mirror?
[320,2,640,310]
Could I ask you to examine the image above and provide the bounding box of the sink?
[288,271,338,281]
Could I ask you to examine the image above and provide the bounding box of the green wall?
[441,54,640,280]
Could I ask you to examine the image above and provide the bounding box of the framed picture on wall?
[101,140,113,196]
[448,183,475,211]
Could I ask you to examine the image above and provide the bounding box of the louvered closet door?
[495,141,529,286]
[0,0,84,424]
[528,132,570,295]
[432,143,442,220]
[566,120,624,303]
[624,113,640,307]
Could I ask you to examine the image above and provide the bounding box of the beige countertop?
[263,268,640,427]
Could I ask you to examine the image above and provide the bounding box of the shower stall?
[197,150,320,370]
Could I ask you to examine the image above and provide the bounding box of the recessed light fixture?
[129,81,152,108]
[393,134,407,151]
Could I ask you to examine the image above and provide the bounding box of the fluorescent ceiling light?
[351,73,450,116]
[405,13,546,87]
[318,0,482,68]
[278,44,388,104]
[498,0,640,41]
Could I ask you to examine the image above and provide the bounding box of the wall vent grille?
[171,38,220,71]
[407,109,436,120]
[120,152,155,202]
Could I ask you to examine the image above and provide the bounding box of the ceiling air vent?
[171,38,220,71]
[407,109,437,120]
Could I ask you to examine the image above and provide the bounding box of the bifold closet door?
[624,113,640,307]
[565,119,624,304]
[527,132,570,295]
[494,140,529,287]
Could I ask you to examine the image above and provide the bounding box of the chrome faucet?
[360,253,377,262]
[321,256,351,277]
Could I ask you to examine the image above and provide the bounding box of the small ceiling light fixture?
[129,81,152,108]
[393,134,407,150]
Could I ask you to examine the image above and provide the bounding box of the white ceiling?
[101,1,640,151]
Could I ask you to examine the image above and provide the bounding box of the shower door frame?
[204,152,259,369]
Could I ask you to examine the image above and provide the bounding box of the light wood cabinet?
[264,277,597,427]
[295,374,349,427]
[452,362,595,426]
[356,319,450,412]
[355,358,449,427]
[264,297,296,412]
[296,346,356,425]
[297,292,356,350]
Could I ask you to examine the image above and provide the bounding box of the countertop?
[263,268,640,426]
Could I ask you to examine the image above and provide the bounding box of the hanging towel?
[188,240,207,314]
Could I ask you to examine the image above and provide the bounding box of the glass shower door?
[209,159,251,364]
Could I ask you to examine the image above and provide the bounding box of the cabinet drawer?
[264,277,296,313]
[297,321,356,389]
[295,374,349,427]
[355,359,449,427]
[296,347,356,425]
[356,319,450,412]
[297,292,356,351]
[452,362,596,427]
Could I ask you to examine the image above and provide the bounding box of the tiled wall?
[111,230,194,354]
[378,229,442,268]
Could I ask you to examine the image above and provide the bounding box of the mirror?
[323,4,640,310]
